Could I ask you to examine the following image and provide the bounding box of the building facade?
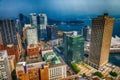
[82,26,91,41]
[38,14,47,40]
[47,25,58,40]
[64,31,84,63]
[0,19,18,46]
[26,27,38,45]
[27,45,39,57]
[43,51,67,80]
[40,65,49,80]
[88,13,114,69]
[22,24,31,41]
[18,13,29,37]
[8,55,16,72]
[16,62,46,80]
[49,65,66,80]
[6,44,19,62]
[0,50,11,80]
[30,13,37,27]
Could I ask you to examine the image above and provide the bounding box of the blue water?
[57,19,120,67]
[109,53,120,66]
[57,19,120,37]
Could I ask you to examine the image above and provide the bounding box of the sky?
[0,0,120,19]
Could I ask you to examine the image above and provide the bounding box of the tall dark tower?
[18,13,29,37]
[46,25,58,40]
[88,13,114,69]
[0,19,18,46]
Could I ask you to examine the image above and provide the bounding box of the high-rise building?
[47,25,58,40]
[64,31,84,63]
[63,32,73,45]
[16,32,23,53]
[38,13,47,26]
[15,19,21,36]
[38,14,47,40]
[88,13,114,69]
[18,13,30,37]
[63,32,73,56]
[30,13,37,27]
[0,19,18,46]
[0,50,11,80]
[82,26,91,41]
[26,27,38,45]
[22,24,32,41]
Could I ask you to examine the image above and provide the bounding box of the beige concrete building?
[8,55,16,72]
[88,13,114,69]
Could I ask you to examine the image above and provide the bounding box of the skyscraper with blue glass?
[64,31,84,63]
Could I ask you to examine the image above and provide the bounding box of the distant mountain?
[48,18,84,25]
[66,20,84,24]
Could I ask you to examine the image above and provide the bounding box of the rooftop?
[27,44,38,49]
[43,51,66,68]
[7,44,14,48]
[23,24,31,31]
[26,62,46,69]
[16,61,46,71]
[44,52,61,64]
[26,55,42,64]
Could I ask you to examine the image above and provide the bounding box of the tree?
[11,69,17,80]
[109,71,118,77]
[82,73,86,77]
[93,71,103,78]
[71,62,80,73]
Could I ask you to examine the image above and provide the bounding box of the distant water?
[109,53,120,67]
[57,19,120,67]
[57,19,120,37]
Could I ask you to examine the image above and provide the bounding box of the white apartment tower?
[26,27,38,45]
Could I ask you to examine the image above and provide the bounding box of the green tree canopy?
[109,71,118,77]
[71,62,80,73]
[93,71,103,78]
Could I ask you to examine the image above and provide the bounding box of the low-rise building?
[16,62,46,80]
[6,44,19,61]
[43,51,67,80]
[26,45,42,63]
[27,44,39,57]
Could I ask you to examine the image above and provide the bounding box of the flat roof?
[16,62,46,71]
[43,51,66,68]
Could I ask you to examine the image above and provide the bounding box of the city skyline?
[0,1,120,80]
